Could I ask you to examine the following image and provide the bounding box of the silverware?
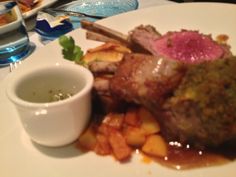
[9,61,22,72]
[42,8,106,19]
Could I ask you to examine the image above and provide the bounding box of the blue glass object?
[0,1,34,66]
[59,0,139,28]
[35,19,73,40]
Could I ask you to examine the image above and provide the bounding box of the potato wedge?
[83,42,131,63]
[109,129,132,161]
[94,134,111,155]
[123,126,146,147]
[77,125,97,150]
[124,108,141,127]
[142,134,168,158]
[87,42,131,53]
[97,123,113,136]
[83,51,124,63]
[138,107,160,135]
[102,113,124,130]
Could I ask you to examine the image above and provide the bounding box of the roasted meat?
[88,60,119,74]
[110,53,187,108]
[160,56,236,148]
[128,25,162,53]
[83,22,236,148]
[130,27,232,63]
[109,26,236,148]
[110,54,236,148]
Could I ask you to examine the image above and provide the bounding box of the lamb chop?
[110,54,236,148]
[110,53,187,108]
[81,21,232,61]
[160,56,236,148]
[129,26,232,63]
[82,21,235,148]
[110,28,235,148]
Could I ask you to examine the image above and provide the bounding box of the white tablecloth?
[0,0,175,81]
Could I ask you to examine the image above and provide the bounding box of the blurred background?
[170,0,236,3]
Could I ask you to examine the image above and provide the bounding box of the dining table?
[0,0,175,81]
[1,1,236,177]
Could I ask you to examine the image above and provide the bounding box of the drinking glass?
[0,1,34,66]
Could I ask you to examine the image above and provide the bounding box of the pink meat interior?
[153,31,224,63]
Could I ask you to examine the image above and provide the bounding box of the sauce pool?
[141,142,236,170]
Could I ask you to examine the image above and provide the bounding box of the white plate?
[22,0,58,18]
[1,3,236,177]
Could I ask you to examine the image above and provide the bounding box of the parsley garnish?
[59,35,85,65]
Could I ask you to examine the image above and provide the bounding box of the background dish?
[22,0,58,18]
[60,0,138,17]
[58,0,138,29]
[0,3,236,177]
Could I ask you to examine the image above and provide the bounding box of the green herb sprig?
[59,35,85,65]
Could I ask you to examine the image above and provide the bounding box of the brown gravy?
[144,142,236,170]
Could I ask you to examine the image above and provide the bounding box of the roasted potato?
[108,129,132,161]
[138,107,161,135]
[142,134,168,158]
[77,124,97,150]
[83,42,131,63]
[123,126,146,147]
